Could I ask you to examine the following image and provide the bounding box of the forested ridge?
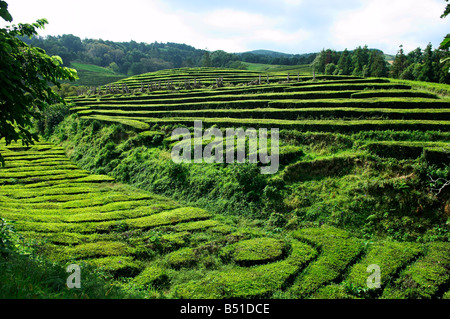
[20,34,316,76]
[21,34,450,86]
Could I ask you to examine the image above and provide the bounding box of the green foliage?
[3,66,450,300]
[36,103,71,138]
[132,265,169,288]
[126,207,212,230]
[56,241,131,261]
[0,1,77,165]
[344,241,423,297]
[382,242,450,299]
[0,252,133,299]
[310,284,357,299]
[167,247,198,269]
[85,256,143,278]
[220,237,289,266]
[0,218,31,256]
[289,226,362,298]
[173,240,317,299]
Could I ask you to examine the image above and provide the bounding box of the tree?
[325,63,337,75]
[351,46,370,77]
[440,0,450,73]
[0,0,78,165]
[337,49,352,75]
[441,0,450,18]
[316,49,338,73]
[201,51,211,67]
[419,43,435,82]
[390,45,408,78]
[399,63,422,80]
[60,34,83,53]
[368,50,388,77]
[407,47,423,64]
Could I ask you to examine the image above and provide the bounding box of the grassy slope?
[243,62,313,73]
[69,62,127,87]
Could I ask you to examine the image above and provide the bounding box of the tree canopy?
[440,0,450,71]
[0,0,78,165]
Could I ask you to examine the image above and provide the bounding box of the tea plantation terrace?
[1,140,449,298]
[1,67,449,299]
[69,68,450,134]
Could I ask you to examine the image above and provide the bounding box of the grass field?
[242,62,313,73]
[1,67,449,300]
[68,62,127,87]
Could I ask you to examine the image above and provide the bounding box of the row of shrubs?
[80,106,450,121]
[103,115,450,133]
[72,81,416,106]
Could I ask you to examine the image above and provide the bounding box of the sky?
[2,0,449,55]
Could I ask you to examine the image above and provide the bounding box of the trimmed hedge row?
[351,90,437,99]
[79,115,150,131]
[281,154,357,182]
[86,256,144,278]
[8,206,210,236]
[220,237,290,266]
[79,107,450,121]
[364,141,449,162]
[71,78,392,106]
[73,99,450,116]
[20,174,116,188]
[345,241,423,295]
[268,98,450,110]
[0,172,91,185]
[73,91,359,107]
[283,83,411,92]
[289,226,362,298]
[134,117,450,133]
[132,265,169,288]
[382,242,450,299]
[78,114,450,133]
[173,240,318,298]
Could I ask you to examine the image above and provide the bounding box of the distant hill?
[238,50,317,66]
[22,34,420,87]
[239,49,297,58]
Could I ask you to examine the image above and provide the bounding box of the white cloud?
[331,0,449,53]
[252,28,311,45]
[3,0,448,54]
[203,9,268,31]
[200,8,310,52]
[4,0,197,43]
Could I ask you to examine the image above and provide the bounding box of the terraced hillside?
[2,67,450,299]
[1,140,449,298]
[70,67,450,133]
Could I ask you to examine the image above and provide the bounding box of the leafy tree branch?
[0,0,78,166]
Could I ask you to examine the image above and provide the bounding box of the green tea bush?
[173,240,317,299]
[166,247,198,269]
[220,237,289,266]
[86,256,143,278]
[290,226,362,298]
[344,241,423,298]
[382,242,450,299]
[36,103,71,138]
[132,265,169,288]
